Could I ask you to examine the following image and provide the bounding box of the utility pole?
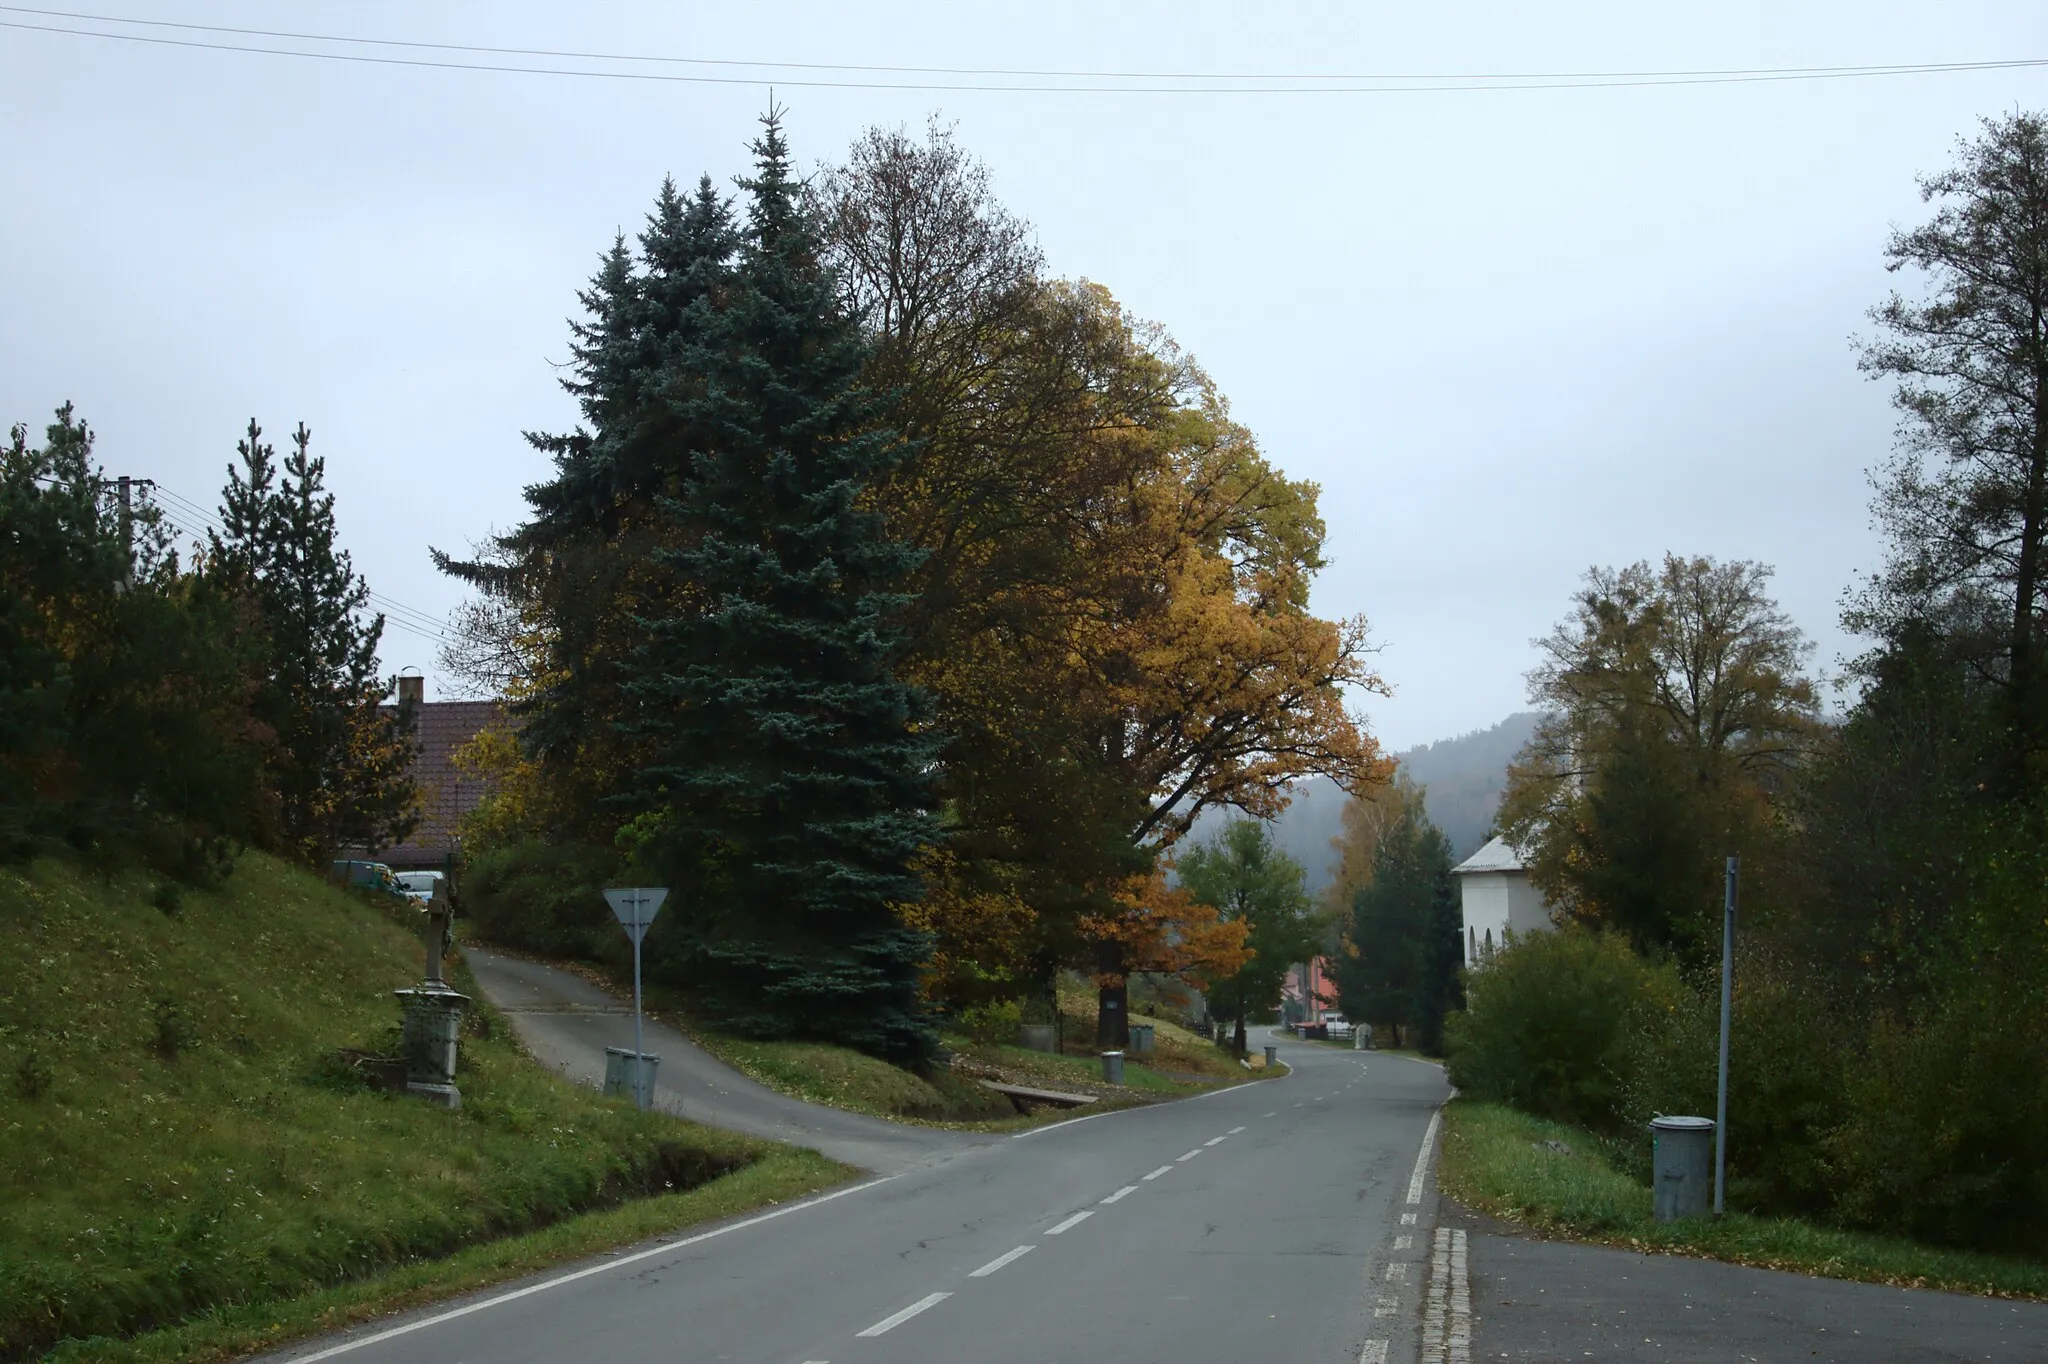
[1714,855,1738,1217]
[116,474,133,592]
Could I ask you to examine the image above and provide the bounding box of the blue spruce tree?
[631,113,942,1064]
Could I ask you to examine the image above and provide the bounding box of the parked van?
[329,859,406,899]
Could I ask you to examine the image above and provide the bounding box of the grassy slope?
[0,854,845,1360]
[1438,1100,2048,1301]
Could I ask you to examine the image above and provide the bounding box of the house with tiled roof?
[376,676,509,869]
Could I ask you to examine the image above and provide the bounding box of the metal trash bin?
[1101,1050,1125,1085]
[1263,1043,1279,1069]
[604,1046,660,1109]
[1651,1115,1715,1222]
[1128,1023,1155,1056]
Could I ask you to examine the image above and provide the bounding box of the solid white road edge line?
[1045,1210,1094,1235]
[969,1245,1035,1277]
[1406,1109,1443,1205]
[283,1174,902,1362]
[1142,1164,1174,1180]
[1100,1185,1139,1204]
[856,1291,952,1338]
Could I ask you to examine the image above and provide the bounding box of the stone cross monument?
[393,883,469,1108]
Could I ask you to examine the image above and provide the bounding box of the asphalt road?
[269,1015,1452,1364]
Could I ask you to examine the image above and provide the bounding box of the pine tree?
[1337,800,1458,1049]
[440,176,740,815]
[628,112,942,1063]
[213,422,416,863]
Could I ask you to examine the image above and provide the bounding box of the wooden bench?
[978,1080,1098,1109]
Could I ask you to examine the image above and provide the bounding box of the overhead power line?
[3,9,2043,94]
[145,479,468,647]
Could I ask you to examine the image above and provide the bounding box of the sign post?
[603,887,667,1110]
[1714,856,1737,1217]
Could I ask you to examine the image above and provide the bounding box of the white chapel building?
[1451,836,1553,965]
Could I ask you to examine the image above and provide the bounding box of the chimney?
[397,675,424,707]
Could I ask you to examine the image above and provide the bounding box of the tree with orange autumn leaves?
[827,125,1389,1043]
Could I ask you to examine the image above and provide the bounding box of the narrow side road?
[464,947,984,1173]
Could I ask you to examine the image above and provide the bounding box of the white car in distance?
[394,870,445,906]
[1323,1014,1354,1040]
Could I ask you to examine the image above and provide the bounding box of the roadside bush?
[1827,964,2048,1255]
[955,998,1023,1046]
[1614,942,1844,1213]
[464,839,622,963]
[1444,927,1680,1130]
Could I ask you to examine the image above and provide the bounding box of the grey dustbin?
[1128,1022,1155,1056]
[1263,1043,1279,1069]
[1101,1050,1125,1085]
[1650,1115,1715,1222]
[604,1046,660,1109]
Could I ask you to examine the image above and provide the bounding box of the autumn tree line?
[0,413,416,877]
[439,114,1384,1062]
[1444,112,2048,1257]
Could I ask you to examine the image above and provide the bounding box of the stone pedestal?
[394,983,470,1108]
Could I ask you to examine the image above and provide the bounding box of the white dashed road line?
[1360,1342,1389,1364]
[856,1292,952,1338]
[1175,1149,1202,1162]
[1099,1185,1139,1204]
[1045,1211,1093,1235]
[1228,1125,1246,1134]
[1142,1164,1173,1180]
[1203,1135,1228,1147]
[969,1245,1034,1277]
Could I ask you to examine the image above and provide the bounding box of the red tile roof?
[378,700,509,868]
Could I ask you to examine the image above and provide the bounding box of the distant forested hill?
[1395,711,1542,861]
[1186,712,1542,895]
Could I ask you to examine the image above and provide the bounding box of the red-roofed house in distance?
[377,675,508,871]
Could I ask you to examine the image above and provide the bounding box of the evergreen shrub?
[464,840,622,963]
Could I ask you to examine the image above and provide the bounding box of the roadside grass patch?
[38,1146,847,1364]
[1439,1100,2048,1301]
[0,853,830,1360]
[696,1034,1019,1124]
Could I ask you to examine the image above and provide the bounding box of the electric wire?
[3,6,2040,85]
[3,12,2042,94]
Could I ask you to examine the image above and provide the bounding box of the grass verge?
[1438,1100,2048,1301]
[1,853,838,1360]
[40,1146,848,1364]
[521,951,1263,1130]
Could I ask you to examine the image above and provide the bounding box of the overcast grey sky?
[4,2,2045,750]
